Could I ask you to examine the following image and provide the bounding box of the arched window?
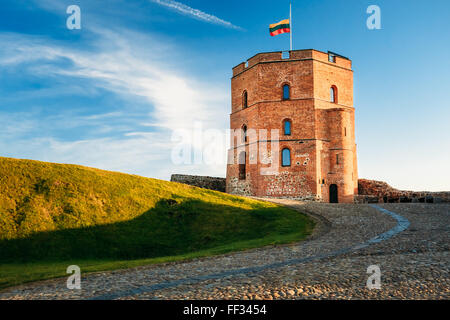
[283,84,290,100]
[282,148,291,167]
[330,86,338,103]
[238,152,246,180]
[242,125,247,143]
[283,119,291,135]
[243,91,248,108]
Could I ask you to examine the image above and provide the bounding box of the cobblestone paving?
[1,201,448,300]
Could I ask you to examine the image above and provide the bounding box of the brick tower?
[226,49,358,203]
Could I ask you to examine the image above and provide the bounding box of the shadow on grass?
[0,199,311,264]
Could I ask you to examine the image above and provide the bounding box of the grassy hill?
[0,157,314,289]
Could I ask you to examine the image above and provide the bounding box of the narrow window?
[344,127,347,136]
[282,148,291,167]
[243,91,248,108]
[242,125,247,143]
[283,84,290,100]
[330,86,338,103]
[283,120,291,135]
[239,152,246,180]
[282,51,290,59]
[336,154,340,165]
[328,53,336,63]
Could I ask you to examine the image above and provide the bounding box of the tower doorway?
[329,184,338,203]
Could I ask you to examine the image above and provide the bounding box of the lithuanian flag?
[269,19,290,36]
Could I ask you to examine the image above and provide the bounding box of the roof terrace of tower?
[232,49,352,78]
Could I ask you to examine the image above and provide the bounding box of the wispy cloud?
[150,0,243,30]
[0,28,229,179]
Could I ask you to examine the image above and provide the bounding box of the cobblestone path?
[1,201,448,300]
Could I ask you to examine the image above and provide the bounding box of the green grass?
[0,157,314,289]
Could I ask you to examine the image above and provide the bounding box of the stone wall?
[171,174,449,204]
[170,174,226,192]
[356,179,450,203]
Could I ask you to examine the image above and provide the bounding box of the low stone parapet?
[170,174,226,192]
[355,179,450,203]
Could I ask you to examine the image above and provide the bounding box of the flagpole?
[290,0,293,51]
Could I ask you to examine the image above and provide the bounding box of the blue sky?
[0,0,449,191]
